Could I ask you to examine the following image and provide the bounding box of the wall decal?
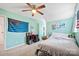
[52,23,65,30]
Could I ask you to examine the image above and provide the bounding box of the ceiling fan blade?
[22,10,31,12]
[26,3,33,8]
[32,5,36,9]
[36,4,45,10]
[36,10,44,15]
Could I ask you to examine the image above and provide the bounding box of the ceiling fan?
[22,3,45,16]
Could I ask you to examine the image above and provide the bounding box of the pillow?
[54,36,73,40]
[49,32,75,41]
[50,32,69,38]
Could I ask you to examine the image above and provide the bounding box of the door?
[0,16,5,50]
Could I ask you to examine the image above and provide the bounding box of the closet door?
[0,16,5,50]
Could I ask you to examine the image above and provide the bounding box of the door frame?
[0,15,6,50]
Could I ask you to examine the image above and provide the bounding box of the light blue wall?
[0,8,39,49]
[6,32,26,48]
[46,17,74,36]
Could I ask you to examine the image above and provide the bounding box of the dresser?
[26,32,39,45]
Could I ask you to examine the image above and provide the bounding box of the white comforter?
[38,36,79,55]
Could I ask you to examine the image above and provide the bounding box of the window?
[77,11,79,29]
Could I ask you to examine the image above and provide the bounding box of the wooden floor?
[0,43,39,56]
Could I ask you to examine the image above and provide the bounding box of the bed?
[35,33,79,56]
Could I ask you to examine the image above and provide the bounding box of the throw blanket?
[37,44,79,56]
[36,38,79,56]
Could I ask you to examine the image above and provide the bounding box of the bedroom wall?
[0,8,39,49]
[46,17,74,36]
[45,3,76,36]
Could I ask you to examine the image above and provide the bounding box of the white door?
[0,16,5,50]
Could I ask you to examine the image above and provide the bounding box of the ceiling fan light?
[32,9,37,14]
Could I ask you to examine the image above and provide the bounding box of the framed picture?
[8,18,29,32]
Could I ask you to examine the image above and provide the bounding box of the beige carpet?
[0,43,39,56]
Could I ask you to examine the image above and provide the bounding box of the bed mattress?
[37,38,79,56]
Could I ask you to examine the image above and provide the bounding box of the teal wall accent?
[0,8,39,49]
[6,32,26,48]
[46,17,74,36]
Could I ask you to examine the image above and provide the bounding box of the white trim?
[4,16,8,50]
[4,43,25,50]
[28,23,30,32]
[0,15,6,50]
[74,5,78,32]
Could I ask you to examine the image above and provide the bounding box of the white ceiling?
[0,3,76,22]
